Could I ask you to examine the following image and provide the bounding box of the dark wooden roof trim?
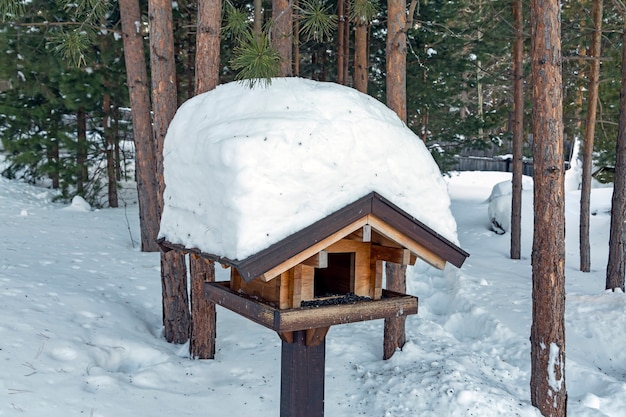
[159,192,469,281]
[370,193,469,268]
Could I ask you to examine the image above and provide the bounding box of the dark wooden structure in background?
[159,192,468,417]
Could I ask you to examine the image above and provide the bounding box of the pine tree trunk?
[579,0,603,273]
[119,0,160,252]
[47,139,60,189]
[606,12,626,292]
[530,0,567,414]
[76,106,87,195]
[383,263,406,360]
[384,0,407,361]
[337,0,346,85]
[254,0,263,35]
[195,0,221,95]
[150,0,189,343]
[272,0,293,77]
[510,0,524,260]
[189,255,216,359]
[103,91,118,208]
[149,0,177,213]
[161,249,190,343]
[354,23,368,93]
[386,0,407,122]
[190,0,222,358]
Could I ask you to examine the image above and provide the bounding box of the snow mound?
[63,195,92,212]
[486,178,533,234]
[159,78,458,260]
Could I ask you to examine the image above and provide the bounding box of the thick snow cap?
[158,78,459,260]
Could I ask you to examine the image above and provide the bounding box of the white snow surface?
[159,78,457,260]
[3,169,626,416]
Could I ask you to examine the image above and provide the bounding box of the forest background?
[0,0,623,207]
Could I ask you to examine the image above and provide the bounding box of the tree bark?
[254,0,263,35]
[354,23,368,93]
[530,0,567,414]
[103,91,118,208]
[337,0,346,85]
[579,0,603,272]
[606,12,626,292]
[510,0,524,260]
[191,0,222,358]
[195,0,221,95]
[384,0,407,361]
[161,249,190,343]
[386,0,407,122]
[149,0,177,214]
[76,106,87,195]
[119,0,160,252]
[383,263,406,360]
[272,0,293,77]
[189,255,216,358]
[150,0,189,343]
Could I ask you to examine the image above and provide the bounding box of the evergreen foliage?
[0,0,131,206]
[1,0,625,185]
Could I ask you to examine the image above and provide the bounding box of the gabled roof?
[161,192,469,282]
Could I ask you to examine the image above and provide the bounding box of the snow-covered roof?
[158,78,459,261]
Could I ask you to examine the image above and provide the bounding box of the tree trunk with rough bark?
[103,91,118,208]
[510,0,524,260]
[337,0,346,85]
[189,0,222,358]
[386,0,406,122]
[195,0,221,95]
[76,106,87,196]
[189,255,216,359]
[161,249,190,343]
[119,0,160,252]
[272,0,293,77]
[150,0,189,344]
[383,0,407,361]
[530,0,567,414]
[606,11,626,292]
[354,23,368,93]
[580,0,603,273]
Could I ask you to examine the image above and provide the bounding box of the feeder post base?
[280,329,327,417]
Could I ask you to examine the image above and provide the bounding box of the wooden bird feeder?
[159,191,468,417]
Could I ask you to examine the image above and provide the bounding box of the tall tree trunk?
[189,0,222,358]
[149,0,177,211]
[293,0,300,76]
[384,0,407,361]
[386,0,407,122]
[150,0,189,344]
[76,106,87,195]
[342,0,350,84]
[272,0,293,76]
[606,11,626,292]
[354,23,368,93]
[195,0,221,95]
[119,0,160,252]
[254,0,263,35]
[579,0,603,272]
[189,255,216,359]
[47,138,60,189]
[103,91,118,208]
[530,0,567,414]
[337,0,346,85]
[510,0,524,260]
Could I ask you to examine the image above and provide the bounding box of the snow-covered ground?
[1,170,625,416]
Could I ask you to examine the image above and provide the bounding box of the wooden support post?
[383,262,407,360]
[189,254,216,359]
[280,329,327,417]
[160,248,190,344]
